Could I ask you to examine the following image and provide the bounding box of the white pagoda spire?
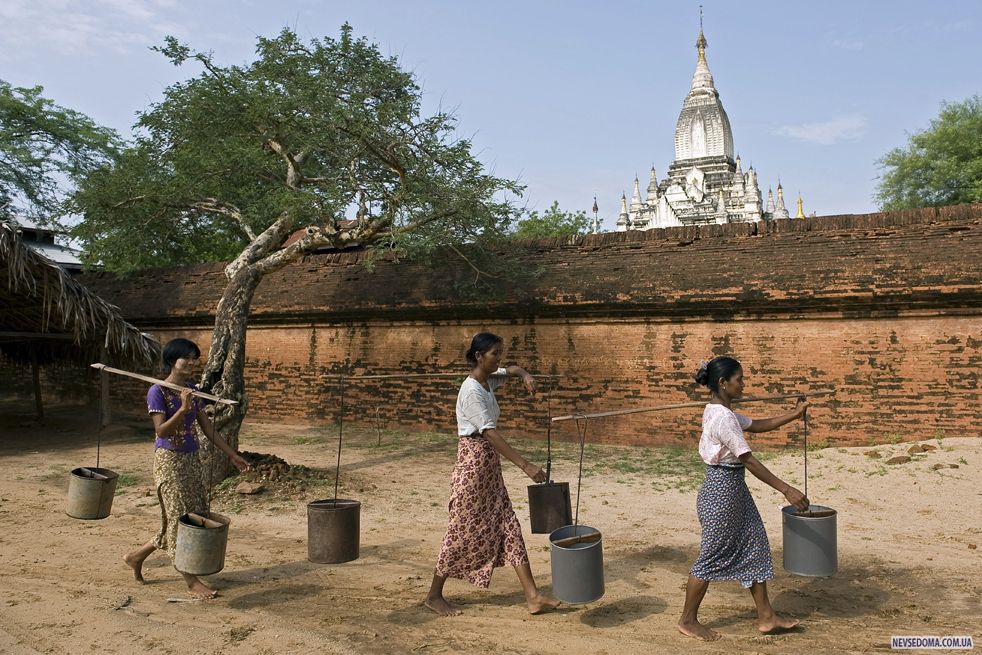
[630,175,643,210]
[689,18,715,92]
[674,14,734,161]
[646,167,659,203]
[773,181,790,219]
[616,192,630,231]
[743,165,762,216]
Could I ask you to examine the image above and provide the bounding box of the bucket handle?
[572,414,589,532]
[802,407,808,501]
[96,368,104,469]
[544,389,553,483]
[334,374,346,503]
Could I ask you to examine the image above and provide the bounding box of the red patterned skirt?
[435,436,529,588]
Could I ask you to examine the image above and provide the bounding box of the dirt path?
[0,407,979,654]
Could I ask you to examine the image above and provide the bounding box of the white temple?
[616,24,802,231]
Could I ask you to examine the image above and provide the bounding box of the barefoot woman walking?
[425,332,560,616]
[678,356,809,640]
[124,338,250,598]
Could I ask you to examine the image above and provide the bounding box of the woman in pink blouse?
[677,356,810,641]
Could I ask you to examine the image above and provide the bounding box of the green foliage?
[0,80,118,220]
[875,95,982,210]
[71,25,525,277]
[511,201,591,240]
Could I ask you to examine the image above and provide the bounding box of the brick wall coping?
[80,203,982,325]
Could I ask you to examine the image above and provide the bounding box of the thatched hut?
[0,218,159,419]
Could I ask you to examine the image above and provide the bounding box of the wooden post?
[30,343,43,422]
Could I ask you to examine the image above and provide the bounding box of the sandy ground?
[0,404,980,655]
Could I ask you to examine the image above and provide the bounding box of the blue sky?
[3,0,979,229]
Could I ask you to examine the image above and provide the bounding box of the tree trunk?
[199,264,262,484]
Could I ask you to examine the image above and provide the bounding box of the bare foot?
[758,614,800,634]
[677,619,721,641]
[424,595,461,616]
[123,553,146,584]
[186,578,218,599]
[527,591,560,615]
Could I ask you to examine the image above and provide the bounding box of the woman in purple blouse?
[123,338,249,598]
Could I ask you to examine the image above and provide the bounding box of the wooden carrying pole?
[319,372,560,380]
[89,363,239,406]
[551,389,834,423]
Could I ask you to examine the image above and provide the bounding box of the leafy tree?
[72,26,524,475]
[875,95,982,210]
[0,80,118,219]
[511,201,591,240]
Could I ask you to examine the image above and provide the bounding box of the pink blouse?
[698,403,752,465]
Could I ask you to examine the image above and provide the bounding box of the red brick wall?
[9,204,979,448]
[128,315,979,449]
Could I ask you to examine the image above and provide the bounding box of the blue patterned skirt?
[690,465,774,588]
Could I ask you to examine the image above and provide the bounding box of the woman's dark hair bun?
[695,356,741,392]
[694,361,710,387]
[466,332,503,366]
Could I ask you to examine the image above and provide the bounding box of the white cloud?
[831,38,864,50]
[940,20,973,33]
[774,115,867,146]
[0,0,188,60]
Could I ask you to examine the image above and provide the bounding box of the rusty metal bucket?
[308,499,360,564]
[174,512,230,576]
[528,481,572,534]
[66,467,118,519]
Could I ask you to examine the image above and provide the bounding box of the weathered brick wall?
[6,204,980,449]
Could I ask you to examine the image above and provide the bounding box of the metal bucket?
[174,512,230,576]
[782,504,837,577]
[528,482,572,534]
[308,499,360,564]
[66,467,119,519]
[549,524,605,604]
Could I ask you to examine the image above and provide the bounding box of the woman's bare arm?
[483,428,546,482]
[740,453,808,511]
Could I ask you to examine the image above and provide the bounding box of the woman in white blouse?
[678,356,810,641]
[424,332,560,616]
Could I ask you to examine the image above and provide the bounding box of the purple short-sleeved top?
[147,384,202,452]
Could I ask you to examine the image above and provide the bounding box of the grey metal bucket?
[528,482,572,534]
[549,524,604,604]
[782,505,837,577]
[66,467,118,519]
[174,512,230,576]
[308,499,360,564]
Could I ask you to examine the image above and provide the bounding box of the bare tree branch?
[187,198,256,240]
[227,210,295,278]
[111,195,147,209]
[265,137,302,188]
[253,223,345,275]
[448,243,499,282]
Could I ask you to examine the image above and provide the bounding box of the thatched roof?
[0,218,159,368]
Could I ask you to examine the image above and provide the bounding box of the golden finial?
[696,6,707,61]
[795,194,805,219]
